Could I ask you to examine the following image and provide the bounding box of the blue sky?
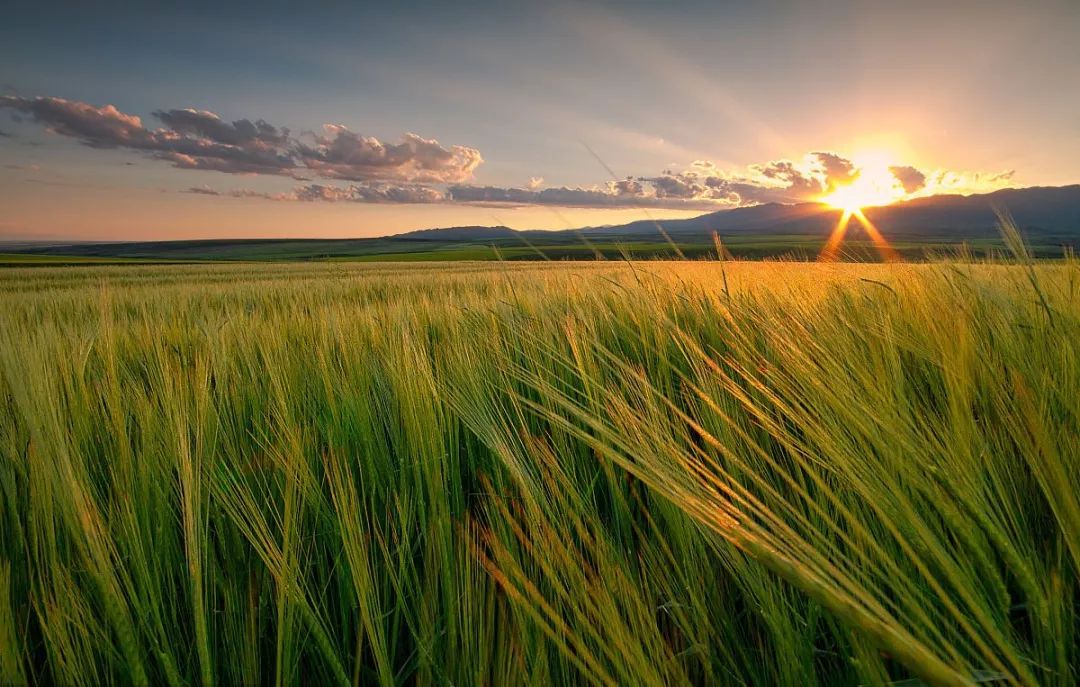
[2,0,1077,240]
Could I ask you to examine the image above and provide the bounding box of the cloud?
[292,182,446,203]
[189,148,1015,212]
[636,153,1012,207]
[447,185,547,205]
[1,95,483,182]
[921,169,1015,195]
[889,165,927,193]
[346,183,445,203]
[186,182,447,204]
[0,95,148,148]
[741,160,822,202]
[0,95,296,175]
[647,171,709,199]
[744,152,862,202]
[153,109,289,146]
[612,177,645,195]
[184,185,300,201]
[190,178,721,209]
[447,153,1015,209]
[811,151,859,190]
[189,147,1018,211]
[151,147,294,175]
[294,126,483,183]
[447,180,737,209]
[537,185,650,206]
[3,95,1020,211]
[0,129,10,137]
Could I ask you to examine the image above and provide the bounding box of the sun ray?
[818,209,852,262]
[852,210,901,262]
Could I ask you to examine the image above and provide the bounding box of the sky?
[1,0,1077,241]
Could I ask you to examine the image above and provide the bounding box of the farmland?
[1,258,1078,686]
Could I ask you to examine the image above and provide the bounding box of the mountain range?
[399,185,1080,242]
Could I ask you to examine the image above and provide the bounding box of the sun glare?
[820,151,907,211]
[817,152,904,262]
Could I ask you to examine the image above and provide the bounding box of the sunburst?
[817,152,905,262]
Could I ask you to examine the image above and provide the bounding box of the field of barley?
[1,256,1078,686]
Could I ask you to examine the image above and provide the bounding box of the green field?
[5,231,1067,264]
[1,254,1078,686]
[0,253,204,266]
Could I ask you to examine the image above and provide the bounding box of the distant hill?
[5,185,1079,263]
[395,225,522,241]
[391,184,1080,245]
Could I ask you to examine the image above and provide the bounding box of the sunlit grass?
[1,251,1077,685]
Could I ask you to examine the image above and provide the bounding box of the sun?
[820,151,907,211]
[817,151,905,263]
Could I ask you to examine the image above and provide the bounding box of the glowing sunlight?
[820,151,908,211]
[818,208,900,263]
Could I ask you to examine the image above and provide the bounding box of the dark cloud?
[188,151,876,210]
[447,185,543,205]
[0,95,482,182]
[648,171,708,199]
[811,151,858,190]
[0,129,10,137]
[3,99,1008,210]
[186,148,1011,210]
[294,182,445,203]
[889,165,927,193]
[0,95,149,148]
[448,180,735,209]
[192,180,712,209]
[295,126,483,183]
[291,184,359,202]
[0,95,295,174]
[537,186,644,207]
[150,146,294,176]
[186,182,447,204]
[153,109,289,146]
[642,170,740,203]
[612,177,645,196]
[748,160,823,201]
[184,185,295,201]
[352,183,445,203]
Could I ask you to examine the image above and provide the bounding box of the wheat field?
[1,257,1077,686]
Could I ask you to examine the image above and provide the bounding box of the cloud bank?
[187,182,447,204]
[0,95,480,182]
[4,94,1017,211]
[295,127,482,184]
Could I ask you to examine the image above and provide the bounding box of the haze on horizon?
[1,0,1077,242]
